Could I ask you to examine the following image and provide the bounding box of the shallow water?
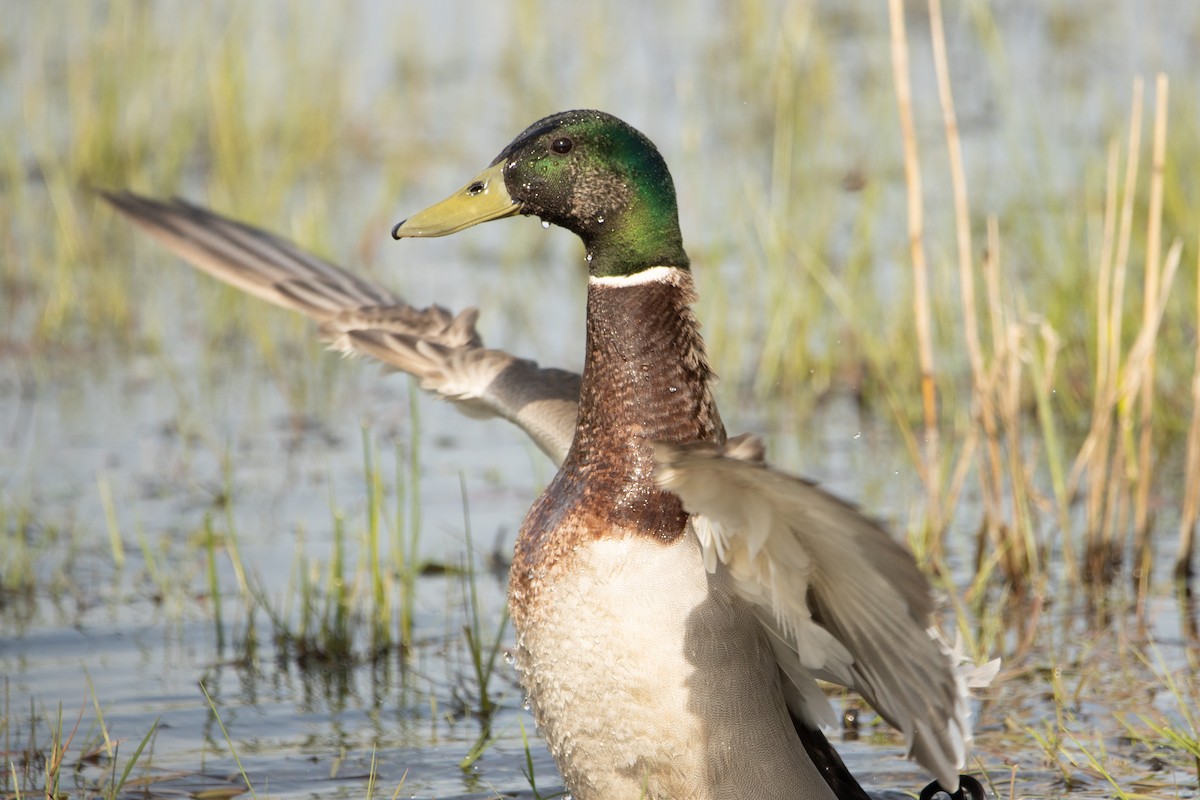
[4,2,1200,798]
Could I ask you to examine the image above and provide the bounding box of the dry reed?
[1133,74,1169,603]
[888,0,943,543]
[889,9,1194,602]
[1177,241,1200,584]
[1071,81,1142,585]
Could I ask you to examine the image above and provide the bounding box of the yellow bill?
[392,162,520,239]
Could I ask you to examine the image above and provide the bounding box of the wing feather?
[100,190,579,465]
[654,435,989,790]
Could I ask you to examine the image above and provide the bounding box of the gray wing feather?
[100,191,579,465]
[654,436,973,790]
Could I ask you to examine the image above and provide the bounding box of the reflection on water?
[3,2,1199,798]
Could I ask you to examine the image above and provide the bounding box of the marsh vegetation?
[3,2,1199,798]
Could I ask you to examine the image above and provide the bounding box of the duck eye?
[550,137,573,154]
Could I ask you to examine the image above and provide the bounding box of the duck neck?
[581,208,690,279]
[564,265,723,536]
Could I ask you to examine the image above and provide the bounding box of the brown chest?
[508,464,689,629]
[509,270,723,626]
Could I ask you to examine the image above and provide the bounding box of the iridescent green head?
[393,110,689,278]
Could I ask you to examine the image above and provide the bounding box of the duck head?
[392,109,689,278]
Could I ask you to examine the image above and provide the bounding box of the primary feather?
[100,191,580,464]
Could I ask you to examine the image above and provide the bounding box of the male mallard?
[103,109,992,800]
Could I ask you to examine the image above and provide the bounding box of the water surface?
[3,2,1199,798]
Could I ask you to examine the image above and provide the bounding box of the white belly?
[513,532,838,800]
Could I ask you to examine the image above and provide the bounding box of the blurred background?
[3,2,1199,798]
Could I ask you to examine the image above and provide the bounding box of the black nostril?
[467,181,486,196]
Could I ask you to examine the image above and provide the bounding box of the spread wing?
[653,435,988,791]
[100,191,579,465]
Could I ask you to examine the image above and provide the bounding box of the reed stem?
[889,0,942,540]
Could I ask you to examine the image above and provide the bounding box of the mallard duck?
[103,109,993,800]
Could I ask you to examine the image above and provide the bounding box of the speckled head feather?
[492,110,690,278]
